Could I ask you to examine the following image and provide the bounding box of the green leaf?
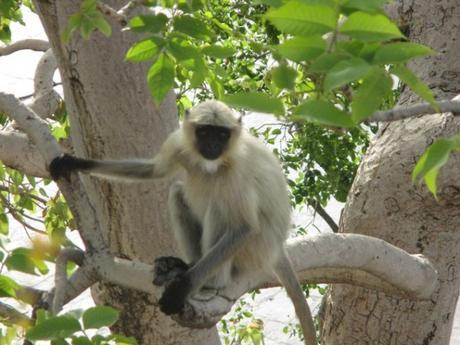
[0,213,8,235]
[208,75,224,99]
[412,138,453,184]
[308,52,348,73]
[0,275,18,298]
[340,12,404,41]
[109,334,139,345]
[202,45,235,59]
[373,42,433,65]
[343,0,388,12]
[222,93,285,116]
[173,15,212,40]
[265,3,336,36]
[276,36,326,62]
[271,64,297,90]
[126,37,164,62]
[72,337,93,345]
[147,53,175,105]
[351,67,392,122]
[52,339,70,345]
[81,0,97,12]
[411,136,460,197]
[323,58,371,92]
[82,306,119,329]
[80,17,94,40]
[293,100,354,127]
[61,13,83,43]
[391,65,437,109]
[26,316,81,340]
[5,253,37,275]
[128,14,168,33]
[92,12,112,37]
[168,40,201,62]
[424,167,439,196]
[254,0,284,6]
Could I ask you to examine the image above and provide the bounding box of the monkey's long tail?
[273,251,317,345]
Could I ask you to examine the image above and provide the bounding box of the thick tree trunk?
[322,0,460,344]
[32,1,220,344]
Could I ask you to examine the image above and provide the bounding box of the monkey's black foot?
[49,154,75,181]
[153,256,189,287]
[158,273,191,315]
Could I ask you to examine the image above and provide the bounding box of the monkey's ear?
[237,115,243,124]
[185,109,190,118]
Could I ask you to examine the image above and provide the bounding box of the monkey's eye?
[219,129,231,139]
[196,127,208,137]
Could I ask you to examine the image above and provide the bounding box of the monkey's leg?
[153,182,203,286]
[158,222,251,315]
[168,181,202,264]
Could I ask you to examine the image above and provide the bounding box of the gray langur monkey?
[49,100,317,345]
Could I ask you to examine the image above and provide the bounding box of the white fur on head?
[187,100,240,128]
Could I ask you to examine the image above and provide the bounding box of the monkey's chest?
[183,174,243,223]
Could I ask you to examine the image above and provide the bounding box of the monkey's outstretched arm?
[157,225,251,315]
[49,130,181,181]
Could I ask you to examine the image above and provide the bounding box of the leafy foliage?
[25,307,136,345]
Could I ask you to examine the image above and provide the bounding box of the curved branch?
[0,39,50,56]
[28,49,60,119]
[308,199,338,232]
[52,249,85,314]
[0,130,48,177]
[88,233,437,329]
[173,233,438,328]
[369,99,460,122]
[0,302,31,326]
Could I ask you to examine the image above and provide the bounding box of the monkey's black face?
[195,125,231,160]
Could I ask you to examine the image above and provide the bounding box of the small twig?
[0,302,31,326]
[369,100,460,122]
[52,248,85,314]
[0,39,50,56]
[117,0,150,17]
[0,194,46,234]
[96,0,149,26]
[0,185,48,205]
[96,2,128,26]
[308,199,339,233]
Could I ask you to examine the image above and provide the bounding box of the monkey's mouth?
[200,149,222,160]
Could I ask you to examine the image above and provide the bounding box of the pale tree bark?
[322,0,460,344]
[31,1,220,344]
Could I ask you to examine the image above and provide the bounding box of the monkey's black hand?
[158,272,191,315]
[153,256,189,287]
[49,154,78,181]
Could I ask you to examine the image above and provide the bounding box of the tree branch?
[308,199,338,233]
[52,248,85,314]
[28,49,60,119]
[0,130,48,177]
[69,233,437,329]
[0,302,31,326]
[96,2,128,26]
[369,99,460,122]
[96,0,149,26]
[0,39,50,56]
[0,92,107,251]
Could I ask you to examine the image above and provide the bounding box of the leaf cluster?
[25,306,137,345]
